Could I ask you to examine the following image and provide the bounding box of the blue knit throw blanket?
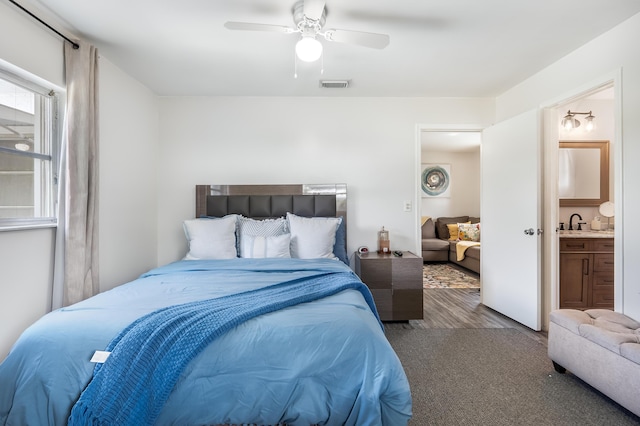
[68,271,379,426]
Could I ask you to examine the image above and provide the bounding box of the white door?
[481,109,541,330]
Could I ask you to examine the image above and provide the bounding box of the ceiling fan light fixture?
[295,36,323,62]
[14,143,30,151]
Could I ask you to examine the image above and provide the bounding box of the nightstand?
[354,251,423,321]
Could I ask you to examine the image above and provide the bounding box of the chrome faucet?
[569,213,582,231]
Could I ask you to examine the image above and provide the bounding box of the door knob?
[524,228,534,235]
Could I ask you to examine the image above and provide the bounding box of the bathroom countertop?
[559,230,614,238]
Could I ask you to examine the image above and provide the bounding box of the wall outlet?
[403,200,412,212]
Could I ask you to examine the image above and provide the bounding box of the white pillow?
[286,212,341,260]
[240,234,291,258]
[183,215,237,260]
[236,216,287,252]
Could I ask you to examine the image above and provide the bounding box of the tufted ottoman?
[548,309,640,416]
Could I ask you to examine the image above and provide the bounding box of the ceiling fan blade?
[324,29,390,49]
[224,22,295,34]
[303,0,326,21]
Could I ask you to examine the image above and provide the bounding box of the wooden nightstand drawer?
[392,289,423,320]
[355,251,423,321]
[355,257,392,289]
[369,289,392,320]
[392,255,423,290]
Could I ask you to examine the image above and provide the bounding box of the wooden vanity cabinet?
[559,238,614,310]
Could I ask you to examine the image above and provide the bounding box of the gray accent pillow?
[422,218,436,239]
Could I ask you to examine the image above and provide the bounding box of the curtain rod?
[9,0,80,49]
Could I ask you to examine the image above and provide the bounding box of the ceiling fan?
[224,0,390,62]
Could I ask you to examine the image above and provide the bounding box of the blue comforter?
[0,258,412,425]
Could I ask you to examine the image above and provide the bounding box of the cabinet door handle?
[583,259,589,275]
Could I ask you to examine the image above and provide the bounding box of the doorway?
[419,130,481,221]
[544,78,622,328]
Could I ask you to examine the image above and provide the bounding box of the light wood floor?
[384,288,548,346]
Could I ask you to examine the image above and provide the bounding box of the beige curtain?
[53,40,99,308]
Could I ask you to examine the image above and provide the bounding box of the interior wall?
[420,149,481,219]
[496,12,640,319]
[156,97,495,264]
[98,57,160,292]
[0,2,64,89]
[0,228,54,360]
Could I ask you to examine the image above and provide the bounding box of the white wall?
[99,57,160,292]
[157,97,494,264]
[496,12,640,319]
[420,149,481,219]
[0,228,54,360]
[0,2,64,89]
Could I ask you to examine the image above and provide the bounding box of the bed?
[0,184,412,425]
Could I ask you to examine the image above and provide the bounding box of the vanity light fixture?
[561,110,595,131]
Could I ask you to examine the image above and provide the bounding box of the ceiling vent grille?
[320,80,350,89]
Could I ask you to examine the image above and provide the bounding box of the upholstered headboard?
[195,183,347,223]
[194,184,348,264]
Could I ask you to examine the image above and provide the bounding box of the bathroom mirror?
[559,140,609,207]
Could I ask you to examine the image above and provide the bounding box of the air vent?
[320,80,350,89]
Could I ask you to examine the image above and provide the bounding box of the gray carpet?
[385,327,640,425]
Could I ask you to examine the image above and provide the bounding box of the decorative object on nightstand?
[377,226,390,254]
[355,251,423,321]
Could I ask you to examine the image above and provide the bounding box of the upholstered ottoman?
[548,309,640,416]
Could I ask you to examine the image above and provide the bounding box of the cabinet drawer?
[593,239,614,252]
[592,288,614,309]
[593,271,614,287]
[593,254,614,272]
[560,239,592,252]
[392,289,423,320]
[369,289,392,321]
[356,258,392,289]
[393,257,423,290]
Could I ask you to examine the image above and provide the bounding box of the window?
[0,69,59,229]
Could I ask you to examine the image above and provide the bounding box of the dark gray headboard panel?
[195,184,347,222]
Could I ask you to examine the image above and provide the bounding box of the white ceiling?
[17,0,640,97]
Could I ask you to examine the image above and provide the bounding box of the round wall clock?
[421,165,450,196]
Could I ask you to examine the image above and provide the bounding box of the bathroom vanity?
[559,231,614,310]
